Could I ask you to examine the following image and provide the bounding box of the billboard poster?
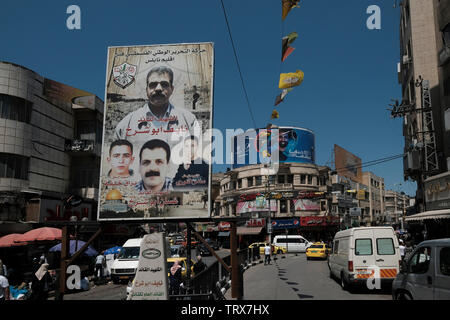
[334,144,362,183]
[232,127,315,168]
[98,43,213,221]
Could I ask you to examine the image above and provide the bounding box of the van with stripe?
[328,227,401,290]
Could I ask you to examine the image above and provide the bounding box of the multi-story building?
[399,0,450,235]
[385,190,409,226]
[0,61,103,235]
[399,0,447,211]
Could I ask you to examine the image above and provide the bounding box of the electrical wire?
[334,153,405,172]
[219,0,258,129]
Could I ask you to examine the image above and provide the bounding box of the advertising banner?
[232,127,315,168]
[293,199,320,211]
[334,144,362,183]
[98,43,213,221]
[236,200,277,214]
[271,218,300,229]
[128,233,168,300]
[300,216,340,227]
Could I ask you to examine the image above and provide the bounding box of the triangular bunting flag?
[271,109,280,119]
[282,0,301,20]
[274,89,291,106]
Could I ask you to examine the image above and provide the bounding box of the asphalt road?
[238,253,392,300]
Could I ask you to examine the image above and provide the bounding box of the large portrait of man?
[99,43,213,221]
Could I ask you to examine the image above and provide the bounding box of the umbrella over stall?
[103,246,122,255]
[49,240,98,257]
[0,233,28,248]
[14,227,65,243]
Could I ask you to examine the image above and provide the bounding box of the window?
[247,177,253,187]
[0,153,29,180]
[0,94,32,123]
[276,238,305,244]
[300,174,306,184]
[409,247,431,274]
[268,175,275,185]
[377,238,395,255]
[439,247,450,276]
[355,239,373,255]
[280,199,287,213]
[278,175,285,184]
[287,174,293,184]
[255,176,262,186]
[307,175,313,185]
[334,240,339,254]
[238,179,242,189]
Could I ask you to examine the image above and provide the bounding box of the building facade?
[0,61,103,235]
[385,190,409,225]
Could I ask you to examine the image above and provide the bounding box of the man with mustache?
[114,66,201,148]
[135,139,173,192]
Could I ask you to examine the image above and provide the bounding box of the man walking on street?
[264,243,271,265]
[95,251,106,282]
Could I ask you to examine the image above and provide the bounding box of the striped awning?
[405,209,450,221]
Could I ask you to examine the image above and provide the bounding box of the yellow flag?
[279,70,304,89]
[271,110,280,119]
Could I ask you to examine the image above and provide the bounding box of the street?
[231,253,392,300]
[56,251,392,300]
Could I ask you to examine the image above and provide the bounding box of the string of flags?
[272,0,304,120]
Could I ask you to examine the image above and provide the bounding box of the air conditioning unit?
[402,55,411,65]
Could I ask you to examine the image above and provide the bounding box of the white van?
[273,235,311,253]
[328,227,401,290]
[111,238,142,284]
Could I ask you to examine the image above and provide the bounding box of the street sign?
[349,207,362,217]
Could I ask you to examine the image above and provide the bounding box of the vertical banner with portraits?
[98,43,213,221]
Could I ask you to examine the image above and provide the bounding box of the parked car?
[272,235,311,253]
[392,238,450,300]
[328,227,401,291]
[306,243,330,260]
[196,244,212,256]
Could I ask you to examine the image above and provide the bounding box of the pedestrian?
[193,255,207,275]
[0,273,9,301]
[0,259,7,277]
[95,251,106,282]
[264,243,271,265]
[169,260,182,296]
[30,263,52,301]
[399,239,406,260]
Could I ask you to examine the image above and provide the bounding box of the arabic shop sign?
[425,172,450,211]
[271,218,300,229]
[300,216,340,227]
[128,233,168,300]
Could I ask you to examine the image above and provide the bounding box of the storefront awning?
[237,227,263,236]
[405,209,450,221]
[218,231,230,237]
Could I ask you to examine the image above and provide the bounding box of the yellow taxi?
[248,242,287,255]
[167,257,195,277]
[305,243,330,260]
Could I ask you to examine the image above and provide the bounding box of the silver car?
[392,238,450,300]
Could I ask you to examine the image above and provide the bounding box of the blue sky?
[0,0,416,195]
